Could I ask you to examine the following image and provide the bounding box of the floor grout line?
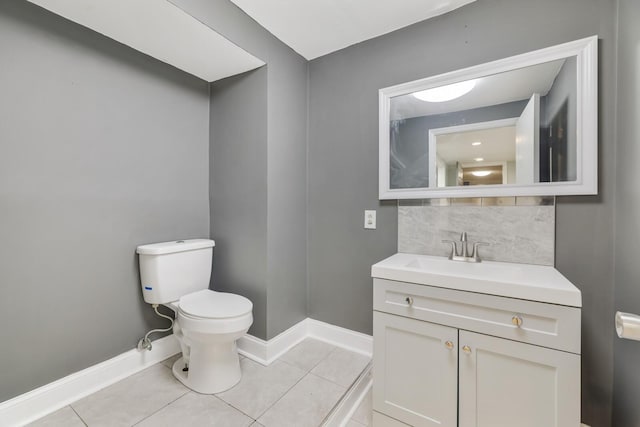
[70,405,89,427]
[311,371,356,392]
[214,392,258,421]
[253,367,318,424]
[130,389,191,426]
[321,365,373,427]
[278,340,339,374]
[212,395,257,425]
[214,358,308,422]
[257,370,310,422]
[307,347,372,390]
[253,341,345,425]
[306,371,348,390]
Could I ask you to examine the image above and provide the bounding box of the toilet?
[136,239,253,394]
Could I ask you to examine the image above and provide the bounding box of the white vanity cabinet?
[457,330,579,427]
[371,254,582,427]
[373,311,458,427]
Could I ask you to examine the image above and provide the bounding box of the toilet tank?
[136,239,215,304]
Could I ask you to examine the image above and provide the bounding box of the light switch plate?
[364,210,376,229]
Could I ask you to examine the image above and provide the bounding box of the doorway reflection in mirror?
[389,57,576,189]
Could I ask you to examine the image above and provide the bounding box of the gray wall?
[0,1,210,402]
[613,0,640,425]
[307,0,617,425]
[209,69,269,339]
[173,0,308,340]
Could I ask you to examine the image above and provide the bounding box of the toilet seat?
[179,289,252,319]
[173,291,253,394]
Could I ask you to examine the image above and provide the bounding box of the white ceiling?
[436,126,516,164]
[27,0,477,81]
[27,0,265,82]
[228,0,477,60]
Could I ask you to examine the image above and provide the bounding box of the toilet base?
[171,346,242,394]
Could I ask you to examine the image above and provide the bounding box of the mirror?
[379,36,597,199]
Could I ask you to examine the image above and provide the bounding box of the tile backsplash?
[398,199,555,266]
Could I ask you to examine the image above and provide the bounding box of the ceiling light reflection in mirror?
[390,60,564,121]
[412,79,477,102]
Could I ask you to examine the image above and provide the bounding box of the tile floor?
[29,339,371,427]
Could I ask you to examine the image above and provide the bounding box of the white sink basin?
[372,253,581,307]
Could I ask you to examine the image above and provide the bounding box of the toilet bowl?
[136,239,254,395]
[169,289,253,394]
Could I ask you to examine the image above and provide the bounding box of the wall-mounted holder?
[615,311,640,341]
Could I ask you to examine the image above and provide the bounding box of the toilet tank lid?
[136,239,215,255]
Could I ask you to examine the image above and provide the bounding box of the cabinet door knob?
[462,345,472,354]
[512,315,523,327]
[445,340,454,350]
[405,296,414,306]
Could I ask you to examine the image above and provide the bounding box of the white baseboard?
[2,318,372,426]
[3,316,587,427]
[237,319,308,365]
[237,318,373,365]
[0,334,180,427]
[306,318,373,357]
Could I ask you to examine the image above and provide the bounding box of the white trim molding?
[237,318,373,365]
[0,334,180,427]
[323,363,373,427]
[1,318,373,426]
[237,319,309,365]
[306,318,373,357]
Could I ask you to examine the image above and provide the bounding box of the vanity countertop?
[372,253,581,307]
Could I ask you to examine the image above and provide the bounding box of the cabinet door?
[373,312,458,427]
[458,330,580,427]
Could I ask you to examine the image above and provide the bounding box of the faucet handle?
[460,232,468,242]
[442,240,459,259]
[471,242,490,260]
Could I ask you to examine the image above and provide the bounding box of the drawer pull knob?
[445,341,454,350]
[512,315,524,327]
[405,296,414,306]
[462,345,472,354]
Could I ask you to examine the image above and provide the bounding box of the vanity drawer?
[373,278,581,354]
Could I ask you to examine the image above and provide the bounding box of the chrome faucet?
[442,232,489,263]
[460,231,469,257]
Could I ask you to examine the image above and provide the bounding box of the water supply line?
[137,304,174,351]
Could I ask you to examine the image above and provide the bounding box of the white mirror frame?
[379,35,598,199]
